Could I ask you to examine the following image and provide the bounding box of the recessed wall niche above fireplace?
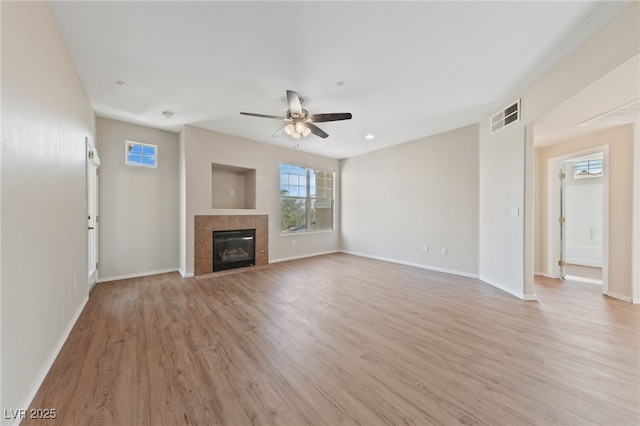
[211,163,256,210]
[194,215,268,275]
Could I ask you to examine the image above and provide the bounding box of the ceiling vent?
[490,100,520,134]
[578,99,640,127]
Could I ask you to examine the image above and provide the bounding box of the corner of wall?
[633,121,640,303]
[179,127,187,274]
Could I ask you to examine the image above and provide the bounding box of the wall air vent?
[490,100,520,134]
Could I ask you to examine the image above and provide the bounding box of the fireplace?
[213,229,256,272]
[194,215,268,276]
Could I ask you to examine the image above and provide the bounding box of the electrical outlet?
[441,248,447,255]
[349,236,354,242]
[292,239,296,246]
[230,189,235,196]
[422,244,428,252]
[73,275,77,288]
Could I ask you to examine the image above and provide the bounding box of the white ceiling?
[49,1,631,159]
[534,54,639,148]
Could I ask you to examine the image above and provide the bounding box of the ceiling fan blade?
[240,112,287,120]
[307,112,352,122]
[306,123,329,139]
[272,125,286,137]
[286,90,303,116]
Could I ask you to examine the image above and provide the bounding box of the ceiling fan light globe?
[301,126,311,137]
[295,122,305,133]
[284,124,294,136]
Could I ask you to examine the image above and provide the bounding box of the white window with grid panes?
[280,164,334,233]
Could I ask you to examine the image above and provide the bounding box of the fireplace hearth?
[213,229,255,272]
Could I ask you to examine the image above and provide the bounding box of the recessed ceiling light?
[115,81,128,87]
[162,110,174,119]
[365,134,375,140]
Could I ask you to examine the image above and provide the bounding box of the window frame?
[125,141,157,168]
[280,163,334,234]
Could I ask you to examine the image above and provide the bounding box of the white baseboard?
[179,269,194,278]
[478,275,528,300]
[270,250,340,264]
[14,296,89,426]
[535,271,551,278]
[604,291,633,303]
[98,268,179,283]
[341,250,479,279]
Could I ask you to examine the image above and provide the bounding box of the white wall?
[1,1,96,419]
[479,2,639,299]
[478,121,526,297]
[96,118,179,281]
[340,125,479,277]
[180,125,340,275]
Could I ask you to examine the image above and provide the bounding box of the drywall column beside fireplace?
[194,215,268,275]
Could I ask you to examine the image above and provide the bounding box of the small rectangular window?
[126,141,157,168]
[574,159,603,178]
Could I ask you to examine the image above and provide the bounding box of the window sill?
[280,229,335,237]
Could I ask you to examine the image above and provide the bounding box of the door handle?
[88,227,95,230]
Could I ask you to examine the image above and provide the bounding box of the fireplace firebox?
[213,229,256,272]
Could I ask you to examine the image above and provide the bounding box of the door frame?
[546,144,609,294]
[633,121,639,303]
[86,138,100,293]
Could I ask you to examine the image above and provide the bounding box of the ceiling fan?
[240,90,352,139]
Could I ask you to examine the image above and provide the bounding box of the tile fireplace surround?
[194,215,269,275]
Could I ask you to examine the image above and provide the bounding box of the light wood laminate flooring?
[26,253,639,425]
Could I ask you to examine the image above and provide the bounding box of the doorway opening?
[560,152,604,284]
[547,145,609,294]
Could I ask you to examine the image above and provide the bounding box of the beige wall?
[180,125,340,275]
[535,125,634,298]
[96,118,179,280]
[340,124,479,277]
[1,1,96,416]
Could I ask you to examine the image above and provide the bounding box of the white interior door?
[87,139,100,292]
